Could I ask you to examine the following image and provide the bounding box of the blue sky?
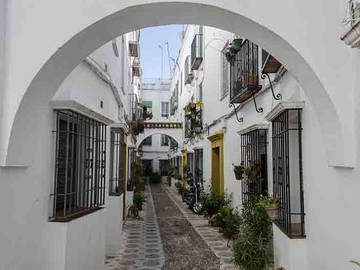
[140,25,185,79]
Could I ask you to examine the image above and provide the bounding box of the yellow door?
[208,131,224,195]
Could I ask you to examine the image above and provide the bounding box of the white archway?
[136,130,182,149]
[1,1,355,167]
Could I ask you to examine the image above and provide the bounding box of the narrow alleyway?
[105,183,237,270]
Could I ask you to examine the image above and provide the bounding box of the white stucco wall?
[105,195,124,256]
[64,210,106,270]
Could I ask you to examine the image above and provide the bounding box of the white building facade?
[168,24,360,270]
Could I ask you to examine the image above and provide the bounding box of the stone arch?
[136,130,182,149]
[2,1,353,167]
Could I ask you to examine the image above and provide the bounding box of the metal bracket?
[252,92,263,113]
[261,72,282,100]
[229,103,243,122]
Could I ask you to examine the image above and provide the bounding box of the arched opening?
[136,132,179,175]
[2,2,351,168]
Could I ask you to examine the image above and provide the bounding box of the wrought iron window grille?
[50,110,106,221]
[194,149,204,185]
[109,128,126,196]
[272,109,305,238]
[240,129,268,203]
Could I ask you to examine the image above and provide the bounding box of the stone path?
[162,185,238,270]
[104,183,238,270]
[104,185,165,270]
[151,184,220,270]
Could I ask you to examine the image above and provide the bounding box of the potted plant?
[233,163,245,180]
[133,192,146,211]
[244,165,259,182]
[232,38,243,51]
[256,195,279,221]
[233,197,273,270]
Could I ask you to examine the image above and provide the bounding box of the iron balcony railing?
[191,34,204,70]
[230,40,261,103]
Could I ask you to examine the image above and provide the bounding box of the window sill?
[49,207,104,223]
[274,221,306,239]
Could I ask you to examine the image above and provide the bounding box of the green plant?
[175,181,184,194]
[212,206,241,239]
[202,186,232,219]
[256,195,279,221]
[233,164,245,180]
[133,192,146,211]
[243,166,259,182]
[256,195,278,208]
[351,260,360,267]
[233,196,273,270]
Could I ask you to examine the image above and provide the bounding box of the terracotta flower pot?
[265,203,279,221]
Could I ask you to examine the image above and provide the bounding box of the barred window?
[161,135,169,146]
[109,128,126,196]
[51,110,106,221]
[240,129,268,203]
[194,149,203,185]
[161,102,169,117]
[272,109,305,238]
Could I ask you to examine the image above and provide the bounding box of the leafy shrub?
[233,196,273,270]
[212,206,241,239]
[202,186,232,219]
[175,181,184,194]
[133,192,146,211]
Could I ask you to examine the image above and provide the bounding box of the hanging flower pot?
[188,103,196,109]
[232,38,243,51]
[233,164,244,180]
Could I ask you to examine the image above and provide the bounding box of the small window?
[109,128,126,196]
[221,44,230,99]
[50,110,106,221]
[272,109,305,238]
[161,135,169,146]
[161,102,170,117]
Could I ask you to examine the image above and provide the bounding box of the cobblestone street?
[104,183,237,270]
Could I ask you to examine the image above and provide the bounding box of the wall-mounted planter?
[341,20,360,48]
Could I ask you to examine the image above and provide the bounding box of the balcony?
[129,41,139,57]
[229,40,262,104]
[191,34,203,70]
